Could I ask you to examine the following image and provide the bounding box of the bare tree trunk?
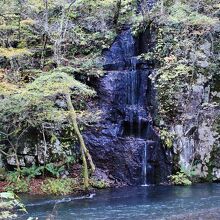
[8,141,20,173]
[53,0,77,65]
[41,33,48,69]
[18,12,21,41]
[43,0,49,32]
[65,93,95,189]
[54,1,66,66]
[160,0,164,14]
[113,0,121,28]
[17,0,23,41]
[0,131,20,175]
[41,0,49,68]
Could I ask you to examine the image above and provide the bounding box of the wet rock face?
[85,29,172,185]
[103,31,135,71]
[173,106,220,180]
[171,75,220,181]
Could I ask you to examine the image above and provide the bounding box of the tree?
[0,70,96,188]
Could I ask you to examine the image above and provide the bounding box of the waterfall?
[123,33,156,185]
[142,142,155,186]
[130,57,138,105]
[142,142,148,186]
[99,27,172,185]
[126,57,144,137]
[127,57,151,185]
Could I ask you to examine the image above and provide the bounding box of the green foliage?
[6,162,71,181]
[5,169,29,193]
[170,164,197,185]
[170,171,192,186]
[155,64,192,119]
[0,81,18,96]
[6,166,42,183]
[67,57,104,78]
[168,3,217,26]
[180,165,196,178]
[116,0,137,28]
[0,48,31,58]
[28,71,96,99]
[64,155,76,168]
[214,117,220,136]
[5,163,72,193]
[44,163,65,178]
[160,129,174,148]
[67,0,119,55]
[0,70,96,167]
[0,192,27,219]
[41,178,76,195]
[149,0,220,126]
[90,179,109,189]
[5,179,29,193]
[20,165,43,180]
[6,171,21,183]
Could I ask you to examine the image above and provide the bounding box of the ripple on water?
[23,184,220,220]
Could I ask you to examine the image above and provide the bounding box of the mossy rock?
[90,178,110,189]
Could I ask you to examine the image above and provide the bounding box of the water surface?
[22,184,220,220]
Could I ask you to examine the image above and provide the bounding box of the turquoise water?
[22,184,220,220]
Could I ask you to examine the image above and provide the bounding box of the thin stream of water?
[142,142,148,186]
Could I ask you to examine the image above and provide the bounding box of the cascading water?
[85,14,172,185]
[126,56,152,185]
[101,28,162,185]
[125,56,147,138]
[142,142,147,186]
[127,57,139,136]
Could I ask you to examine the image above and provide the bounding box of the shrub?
[168,3,217,26]
[170,171,192,186]
[20,165,43,180]
[5,179,29,193]
[0,192,27,219]
[41,178,76,195]
[6,162,71,182]
[160,129,175,148]
[90,179,109,189]
[44,163,65,178]
[0,47,31,58]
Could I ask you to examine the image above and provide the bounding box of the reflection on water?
[22,184,220,220]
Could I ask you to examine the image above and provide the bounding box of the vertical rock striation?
[84,29,172,185]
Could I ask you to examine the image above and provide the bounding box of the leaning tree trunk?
[65,93,95,189]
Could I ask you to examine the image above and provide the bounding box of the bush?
[168,3,217,26]
[41,178,77,195]
[44,163,65,178]
[170,171,192,186]
[0,192,27,219]
[5,179,29,193]
[90,179,109,189]
[6,163,68,181]
[6,171,21,183]
[20,165,43,180]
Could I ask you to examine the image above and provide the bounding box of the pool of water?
[22,184,220,220]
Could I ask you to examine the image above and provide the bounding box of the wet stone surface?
[85,29,172,185]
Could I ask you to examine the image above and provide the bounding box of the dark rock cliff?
[84,29,172,185]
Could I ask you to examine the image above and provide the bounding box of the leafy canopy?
[0,71,95,127]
